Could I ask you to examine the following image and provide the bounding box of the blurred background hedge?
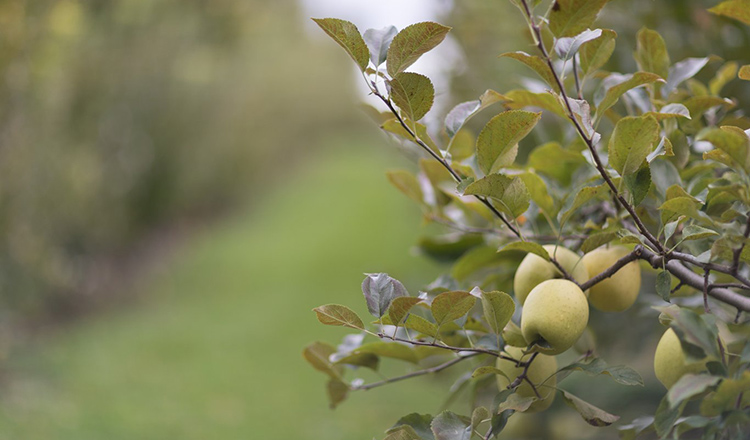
[0,0,362,320]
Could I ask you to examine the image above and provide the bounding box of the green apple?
[653,328,709,389]
[521,279,589,355]
[582,245,642,312]
[513,245,589,304]
[496,346,557,412]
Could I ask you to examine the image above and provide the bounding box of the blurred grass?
[0,136,451,439]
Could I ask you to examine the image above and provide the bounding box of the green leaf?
[388,297,423,327]
[496,394,537,412]
[697,126,750,172]
[431,411,472,440]
[471,407,491,431]
[699,371,750,416]
[504,90,567,118]
[362,273,409,318]
[472,366,510,380]
[354,342,419,364]
[548,0,609,38]
[431,291,476,328]
[390,72,435,121]
[364,26,398,66]
[528,142,586,185]
[634,27,669,79]
[667,374,720,409]
[451,246,507,282]
[312,18,370,71]
[445,90,508,137]
[464,175,530,219]
[608,115,660,177]
[656,271,672,302]
[654,395,683,438]
[596,72,663,117]
[644,103,691,121]
[579,29,616,76]
[476,110,541,174]
[387,22,451,77]
[502,321,528,347]
[390,413,435,440]
[480,290,515,334]
[386,170,424,205]
[499,52,559,92]
[498,241,550,261]
[303,341,343,380]
[709,61,738,95]
[559,357,644,386]
[740,65,750,80]
[380,314,439,338]
[519,172,556,216]
[681,225,719,242]
[624,162,651,206]
[663,57,709,96]
[709,0,750,25]
[559,182,610,225]
[384,427,422,440]
[672,308,721,360]
[561,390,620,426]
[327,378,349,409]
[580,230,619,253]
[313,304,365,330]
[554,29,602,61]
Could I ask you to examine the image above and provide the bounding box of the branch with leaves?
[307,1,750,438]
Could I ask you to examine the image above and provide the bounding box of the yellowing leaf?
[709,0,750,25]
[549,0,609,38]
[476,110,541,174]
[608,115,660,176]
[389,72,434,121]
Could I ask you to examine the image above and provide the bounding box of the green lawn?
[0,138,449,439]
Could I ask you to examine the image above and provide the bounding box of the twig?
[703,268,712,313]
[379,333,517,362]
[369,87,521,237]
[579,248,640,291]
[507,352,540,398]
[517,0,664,254]
[712,283,750,291]
[638,246,750,312]
[352,353,479,391]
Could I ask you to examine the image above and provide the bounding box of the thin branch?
[638,246,750,312]
[380,333,517,362]
[703,268,712,314]
[370,87,521,237]
[517,0,664,253]
[669,251,750,287]
[712,283,750,291]
[427,215,587,241]
[508,352,540,398]
[352,353,479,391]
[579,248,640,291]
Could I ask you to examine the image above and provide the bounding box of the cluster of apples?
[496,244,642,412]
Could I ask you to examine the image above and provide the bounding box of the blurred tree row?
[0,0,360,317]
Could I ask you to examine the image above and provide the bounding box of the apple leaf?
[389,72,435,121]
[430,411,472,440]
[388,297,423,327]
[362,273,409,318]
[500,52,560,92]
[445,90,508,137]
[667,374,720,409]
[364,26,398,66]
[634,27,669,79]
[303,341,344,380]
[476,110,541,174]
[740,65,750,80]
[548,0,609,38]
[472,366,510,380]
[498,241,550,261]
[579,29,616,76]
[559,357,644,386]
[608,115,660,176]
[384,427,422,440]
[463,175,530,219]
[480,290,515,334]
[387,22,451,77]
[503,89,568,118]
[431,291,476,328]
[312,18,370,71]
[313,304,365,330]
[389,413,436,440]
[561,390,620,426]
[708,0,750,25]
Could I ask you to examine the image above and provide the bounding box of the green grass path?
[0,140,448,439]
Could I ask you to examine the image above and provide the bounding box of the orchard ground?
[0,137,448,439]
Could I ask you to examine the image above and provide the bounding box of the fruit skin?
[521,279,589,355]
[513,245,589,304]
[582,245,642,312]
[653,328,709,389]
[496,346,557,413]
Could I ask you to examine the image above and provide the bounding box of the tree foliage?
[306,1,750,438]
